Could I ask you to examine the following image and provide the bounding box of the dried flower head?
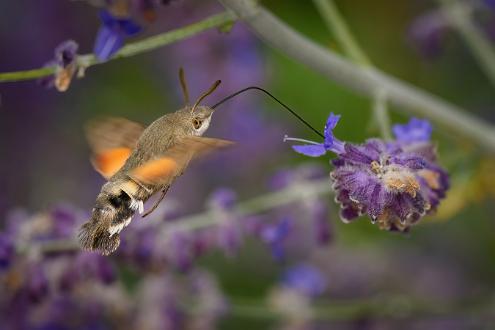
[39,40,80,92]
[286,113,449,232]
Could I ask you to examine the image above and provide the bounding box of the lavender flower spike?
[285,113,345,157]
[288,114,449,232]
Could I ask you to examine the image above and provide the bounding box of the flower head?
[94,10,142,61]
[286,114,449,232]
[39,40,80,92]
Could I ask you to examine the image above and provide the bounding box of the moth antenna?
[179,67,190,105]
[191,80,222,113]
[211,86,324,139]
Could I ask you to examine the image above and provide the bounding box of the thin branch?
[28,180,332,254]
[228,296,495,321]
[0,11,236,83]
[167,180,331,232]
[438,0,495,88]
[217,0,495,152]
[311,0,371,67]
[373,89,392,140]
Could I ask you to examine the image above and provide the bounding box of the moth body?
[79,102,232,255]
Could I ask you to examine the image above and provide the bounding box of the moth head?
[176,68,220,136]
[190,106,214,136]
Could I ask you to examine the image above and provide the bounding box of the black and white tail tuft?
[78,189,141,255]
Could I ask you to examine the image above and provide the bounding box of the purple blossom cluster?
[0,205,226,329]
[287,114,449,232]
[91,0,180,61]
[0,162,332,328]
[39,0,180,91]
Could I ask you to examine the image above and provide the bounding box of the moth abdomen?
[78,187,144,255]
[78,221,121,256]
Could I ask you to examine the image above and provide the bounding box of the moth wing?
[85,117,145,179]
[130,136,234,185]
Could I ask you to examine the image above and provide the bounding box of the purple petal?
[99,9,118,28]
[324,113,340,133]
[54,40,78,67]
[282,264,327,297]
[340,206,360,221]
[341,144,376,164]
[292,144,326,157]
[121,19,142,36]
[323,113,345,154]
[209,188,237,210]
[391,153,426,170]
[393,118,433,144]
[94,26,124,61]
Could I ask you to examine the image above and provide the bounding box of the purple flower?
[285,113,345,157]
[261,218,291,260]
[54,40,79,68]
[208,188,237,210]
[311,201,332,245]
[393,117,432,144]
[0,234,14,270]
[216,221,242,257]
[26,264,49,303]
[281,264,327,298]
[94,10,141,61]
[408,10,450,59]
[287,114,449,231]
[39,40,79,91]
[75,252,117,284]
[50,204,80,239]
[165,230,193,272]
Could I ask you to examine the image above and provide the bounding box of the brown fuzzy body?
[79,106,224,255]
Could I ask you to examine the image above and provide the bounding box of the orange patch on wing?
[131,158,178,184]
[93,147,132,179]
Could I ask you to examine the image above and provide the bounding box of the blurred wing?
[130,136,234,185]
[86,117,144,179]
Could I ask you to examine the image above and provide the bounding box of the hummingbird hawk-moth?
[78,67,324,255]
[78,68,234,255]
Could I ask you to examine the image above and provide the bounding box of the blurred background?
[1,0,495,329]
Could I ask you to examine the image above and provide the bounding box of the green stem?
[373,89,392,140]
[227,296,493,321]
[311,0,371,67]
[438,0,495,88]
[312,0,391,139]
[0,11,236,83]
[23,180,331,254]
[218,0,495,152]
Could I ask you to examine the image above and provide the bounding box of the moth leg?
[142,186,170,218]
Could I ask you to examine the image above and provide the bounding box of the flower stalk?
[26,179,332,255]
[437,0,495,88]
[0,11,236,83]
[312,0,392,140]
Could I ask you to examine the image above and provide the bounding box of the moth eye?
[193,119,202,130]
